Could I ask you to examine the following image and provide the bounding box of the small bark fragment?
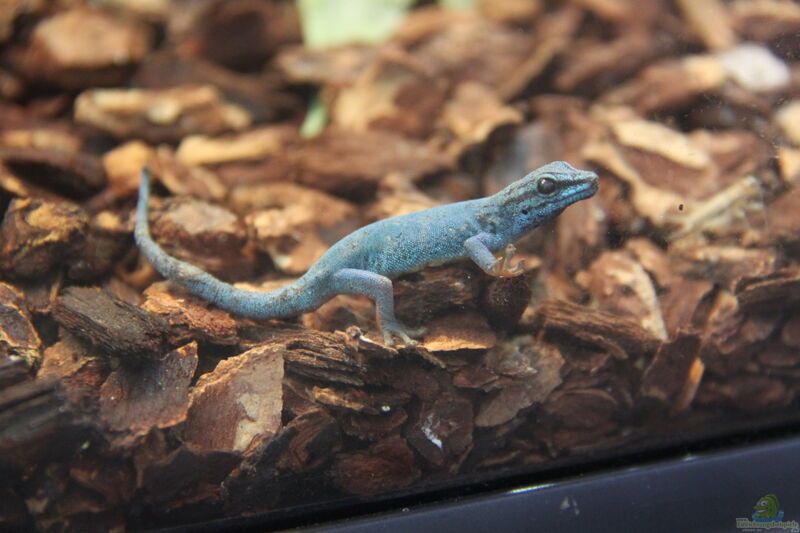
[134,51,301,123]
[767,185,800,252]
[422,312,497,352]
[776,101,800,146]
[175,125,296,167]
[541,388,621,453]
[243,183,358,275]
[675,0,737,51]
[394,264,481,327]
[473,337,564,427]
[290,129,453,195]
[782,314,800,347]
[440,82,522,159]
[0,198,88,279]
[481,272,533,330]
[182,343,284,453]
[276,408,342,473]
[333,50,449,139]
[543,388,620,429]
[0,282,41,368]
[660,278,715,337]
[0,377,75,467]
[75,85,251,142]
[8,7,153,89]
[53,286,169,362]
[533,299,661,360]
[624,238,673,289]
[148,195,253,279]
[735,268,800,313]
[333,435,420,497]
[670,244,776,290]
[342,409,408,441]
[0,146,106,198]
[699,375,793,412]
[99,342,198,434]
[69,455,136,507]
[137,444,241,509]
[248,328,368,387]
[579,250,667,340]
[641,332,703,412]
[405,393,473,467]
[0,0,45,42]
[555,31,665,94]
[224,408,340,514]
[142,282,239,346]
[0,356,30,389]
[311,385,410,415]
[68,210,131,281]
[39,332,108,407]
[101,140,155,199]
[601,55,727,114]
[731,0,800,42]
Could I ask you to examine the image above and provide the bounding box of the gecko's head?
[497,161,598,231]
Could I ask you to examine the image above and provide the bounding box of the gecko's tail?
[134,167,323,319]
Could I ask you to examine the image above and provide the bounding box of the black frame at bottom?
[308,433,800,533]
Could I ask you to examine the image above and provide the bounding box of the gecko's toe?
[381,321,425,346]
[489,244,526,277]
[382,331,396,346]
[505,258,526,277]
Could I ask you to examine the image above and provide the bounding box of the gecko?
[135,161,598,345]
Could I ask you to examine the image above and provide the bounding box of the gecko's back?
[310,198,487,279]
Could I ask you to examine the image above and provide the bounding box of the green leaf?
[300,91,329,138]
[298,0,414,50]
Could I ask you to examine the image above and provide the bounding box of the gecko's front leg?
[464,234,525,278]
[331,268,425,346]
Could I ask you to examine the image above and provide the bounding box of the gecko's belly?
[366,239,467,277]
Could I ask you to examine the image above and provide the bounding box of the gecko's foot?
[490,244,526,278]
[381,321,426,346]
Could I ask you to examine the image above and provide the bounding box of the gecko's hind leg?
[331,268,425,346]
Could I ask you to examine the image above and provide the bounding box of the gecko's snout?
[546,161,599,198]
[584,170,599,194]
[566,168,599,202]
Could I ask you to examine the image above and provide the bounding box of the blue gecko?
[135,161,598,345]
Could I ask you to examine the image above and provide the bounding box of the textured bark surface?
[2,1,800,531]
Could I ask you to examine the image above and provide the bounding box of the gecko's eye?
[536,176,557,196]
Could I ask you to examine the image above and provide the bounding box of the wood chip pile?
[1,0,800,530]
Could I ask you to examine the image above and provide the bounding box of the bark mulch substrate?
[2,1,800,531]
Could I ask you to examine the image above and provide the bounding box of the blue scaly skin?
[135,161,598,345]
